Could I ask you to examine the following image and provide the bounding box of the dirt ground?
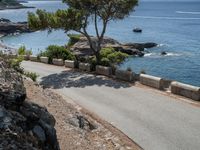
[24,79,142,150]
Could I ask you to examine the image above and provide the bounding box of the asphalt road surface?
[22,61,200,150]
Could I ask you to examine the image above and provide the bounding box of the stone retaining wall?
[171,81,200,101]
[65,60,76,68]
[140,74,163,89]
[30,55,38,62]
[96,65,112,76]
[52,59,64,66]
[79,63,91,72]
[40,57,48,64]
[116,69,134,82]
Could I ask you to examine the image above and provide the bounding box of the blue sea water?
[0,1,200,86]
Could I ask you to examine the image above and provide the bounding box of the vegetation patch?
[67,34,81,47]
[24,71,39,82]
[18,45,32,56]
[38,45,75,64]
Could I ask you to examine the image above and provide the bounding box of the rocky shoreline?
[70,35,158,57]
[0,18,31,37]
[0,5,34,10]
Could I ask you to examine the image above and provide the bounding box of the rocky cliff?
[0,60,60,150]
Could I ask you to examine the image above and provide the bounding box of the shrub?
[38,45,75,64]
[24,71,38,82]
[18,45,26,55]
[67,34,81,47]
[9,56,24,73]
[18,45,32,56]
[99,48,128,67]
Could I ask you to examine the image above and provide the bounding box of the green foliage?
[39,45,75,64]
[18,45,26,55]
[67,34,81,47]
[99,48,128,66]
[18,45,32,56]
[24,71,38,82]
[9,56,24,73]
[27,0,138,64]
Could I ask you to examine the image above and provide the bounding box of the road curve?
[22,61,200,150]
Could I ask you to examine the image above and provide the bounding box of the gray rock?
[33,125,46,142]
[70,35,157,57]
[0,60,60,150]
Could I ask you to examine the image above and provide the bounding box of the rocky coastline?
[70,35,158,57]
[0,18,31,37]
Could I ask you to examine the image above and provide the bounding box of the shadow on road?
[40,70,131,89]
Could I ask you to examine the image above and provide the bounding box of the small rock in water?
[161,51,167,56]
[133,28,142,33]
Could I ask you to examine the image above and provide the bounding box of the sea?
[0,1,200,86]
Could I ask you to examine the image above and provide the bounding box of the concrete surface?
[21,61,200,150]
[96,65,112,76]
[171,81,200,101]
[140,74,163,90]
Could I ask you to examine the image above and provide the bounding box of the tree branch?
[94,10,100,39]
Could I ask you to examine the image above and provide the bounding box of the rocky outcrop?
[0,18,31,37]
[0,60,60,150]
[70,35,157,57]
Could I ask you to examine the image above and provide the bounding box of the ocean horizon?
[0,0,200,86]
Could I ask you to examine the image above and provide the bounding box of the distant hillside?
[0,0,22,6]
[0,0,34,10]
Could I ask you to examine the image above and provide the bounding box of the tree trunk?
[95,51,101,65]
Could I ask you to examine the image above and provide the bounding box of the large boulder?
[0,60,60,150]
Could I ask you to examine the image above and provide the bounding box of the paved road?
[22,61,200,150]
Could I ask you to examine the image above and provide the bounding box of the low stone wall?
[171,81,200,101]
[79,63,91,72]
[65,60,76,68]
[40,57,49,64]
[140,74,163,89]
[30,55,38,62]
[96,65,112,76]
[52,59,64,66]
[116,69,134,82]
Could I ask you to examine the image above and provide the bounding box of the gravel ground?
[24,79,141,150]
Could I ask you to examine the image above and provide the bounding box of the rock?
[68,114,97,131]
[133,28,142,33]
[0,18,11,23]
[0,59,60,150]
[123,42,157,51]
[161,51,167,55]
[0,18,31,37]
[70,35,156,57]
[33,125,46,142]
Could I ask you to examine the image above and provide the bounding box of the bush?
[67,34,81,47]
[38,45,75,64]
[18,45,26,55]
[99,48,128,67]
[24,71,38,82]
[9,56,24,73]
[18,45,32,56]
